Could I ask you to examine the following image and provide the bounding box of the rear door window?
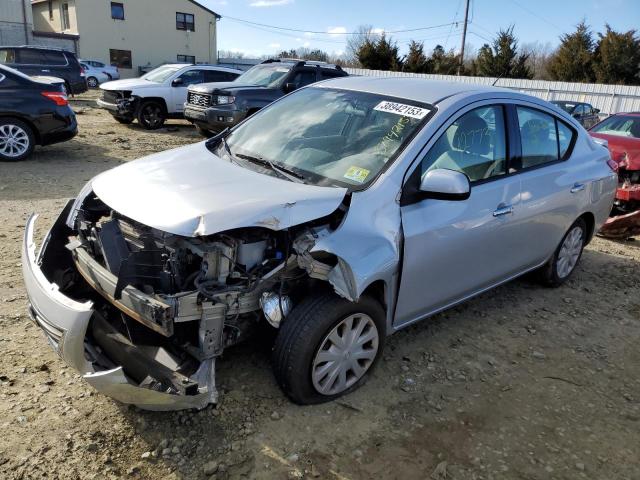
[516,106,576,168]
[17,49,44,65]
[41,50,67,66]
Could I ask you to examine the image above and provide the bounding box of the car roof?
[315,76,512,105]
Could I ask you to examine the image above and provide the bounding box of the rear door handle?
[493,205,513,217]
[41,69,50,72]
[570,183,585,193]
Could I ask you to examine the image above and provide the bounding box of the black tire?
[113,115,134,125]
[87,76,99,88]
[273,292,386,405]
[195,125,215,138]
[136,101,166,130]
[537,217,587,287]
[0,118,35,161]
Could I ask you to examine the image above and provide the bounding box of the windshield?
[553,102,577,113]
[142,66,181,83]
[591,115,640,138]
[235,64,291,87]
[216,87,432,188]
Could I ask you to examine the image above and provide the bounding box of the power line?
[507,0,563,32]
[444,0,464,49]
[219,13,459,36]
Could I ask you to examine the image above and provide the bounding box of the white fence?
[344,68,640,116]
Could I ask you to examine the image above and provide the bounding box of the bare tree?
[521,41,555,79]
[346,25,379,65]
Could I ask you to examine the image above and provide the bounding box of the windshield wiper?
[235,153,305,183]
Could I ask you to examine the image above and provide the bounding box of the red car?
[589,112,640,238]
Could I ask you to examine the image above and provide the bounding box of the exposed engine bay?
[43,191,348,406]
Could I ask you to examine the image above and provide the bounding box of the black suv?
[0,45,87,95]
[184,59,348,135]
[0,65,77,161]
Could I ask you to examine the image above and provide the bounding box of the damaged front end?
[23,190,355,410]
[599,158,640,239]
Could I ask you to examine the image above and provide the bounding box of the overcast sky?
[201,0,640,58]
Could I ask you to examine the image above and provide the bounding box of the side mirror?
[593,108,600,114]
[171,77,183,87]
[283,82,297,93]
[419,169,470,200]
[572,112,581,119]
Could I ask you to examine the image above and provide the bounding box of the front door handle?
[493,205,513,217]
[570,183,585,193]
[41,69,50,72]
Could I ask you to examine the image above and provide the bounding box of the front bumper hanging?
[22,201,217,411]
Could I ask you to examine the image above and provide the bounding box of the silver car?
[22,77,617,410]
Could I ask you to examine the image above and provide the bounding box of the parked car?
[96,64,242,129]
[184,59,348,136]
[22,77,617,410]
[0,65,77,161]
[0,45,87,94]
[80,62,110,88]
[79,59,120,81]
[551,101,600,129]
[589,112,640,238]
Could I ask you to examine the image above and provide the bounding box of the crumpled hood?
[100,78,155,91]
[91,142,347,237]
[189,82,265,94]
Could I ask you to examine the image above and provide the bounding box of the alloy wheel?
[557,226,583,278]
[311,313,379,395]
[142,105,163,128]
[0,124,30,158]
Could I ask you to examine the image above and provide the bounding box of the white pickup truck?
[96,64,242,129]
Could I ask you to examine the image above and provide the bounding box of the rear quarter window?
[41,51,68,66]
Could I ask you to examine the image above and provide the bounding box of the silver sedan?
[22,77,617,409]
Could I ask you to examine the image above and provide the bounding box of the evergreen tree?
[357,34,402,71]
[429,45,459,75]
[404,40,428,73]
[547,21,595,82]
[593,25,640,85]
[473,26,532,79]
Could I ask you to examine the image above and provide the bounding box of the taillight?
[41,91,68,106]
[607,158,619,173]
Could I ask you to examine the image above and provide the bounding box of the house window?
[61,3,70,30]
[111,2,124,20]
[176,12,195,31]
[109,49,132,69]
[177,54,196,63]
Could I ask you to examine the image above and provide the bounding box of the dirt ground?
[0,91,639,480]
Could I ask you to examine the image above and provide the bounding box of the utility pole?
[457,0,471,75]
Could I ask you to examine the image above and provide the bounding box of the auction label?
[374,101,430,119]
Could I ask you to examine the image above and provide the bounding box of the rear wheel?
[0,118,35,161]
[87,76,99,88]
[273,292,385,405]
[537,217,587,287]
[136,101,166,130]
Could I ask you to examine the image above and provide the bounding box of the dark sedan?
[551,101,600,129]
[0,65,77,161]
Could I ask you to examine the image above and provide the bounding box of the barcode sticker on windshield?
[374,101,430,119]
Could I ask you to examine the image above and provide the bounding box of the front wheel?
[273,292,385,405]
[136,101,166,130]
[537,217,587,287]
[0,118,35,161]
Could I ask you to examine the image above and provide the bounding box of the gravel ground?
[0,92,639,480]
